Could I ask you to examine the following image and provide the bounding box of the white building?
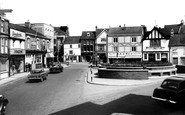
[95,27,108,63]
[107,25,145,64]
[142,26,170,62]
[64,36,81,62]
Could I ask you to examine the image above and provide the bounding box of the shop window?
[156,53,160,60]
[144,54,148,60]
[173,58,178,65]
[36,55,42,63]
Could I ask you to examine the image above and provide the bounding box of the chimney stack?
[25,20,31,29]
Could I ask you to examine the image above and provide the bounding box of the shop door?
[149,54,155,62]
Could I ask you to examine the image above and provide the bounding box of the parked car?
[152,76,185,105]
[49,62,63,73]
[0,95,8,115]
[28,68,48,82]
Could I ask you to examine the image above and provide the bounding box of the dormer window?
[87,32,90,37]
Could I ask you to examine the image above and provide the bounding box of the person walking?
[12,65,15,75]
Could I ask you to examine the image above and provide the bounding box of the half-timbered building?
[142,26,170,62]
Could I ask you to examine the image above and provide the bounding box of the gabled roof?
[108,26,143,37]
[80,31,96,40]
[163,24,181,36]
[54,27,66,35]
[96,28,109,38]
[9,23,49,39]
[64,36,81,44]
[169,34,185,47]
[142,26,169,41]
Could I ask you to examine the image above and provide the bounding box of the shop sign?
[10,29,25,40]
[10,49,25,55]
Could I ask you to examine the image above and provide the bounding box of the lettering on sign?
[14,50,23,54]
[12,31,22,37]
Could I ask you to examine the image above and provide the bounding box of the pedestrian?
[12,65,15,75]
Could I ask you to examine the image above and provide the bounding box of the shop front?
[9,49,25,75]
[0,54,9,79]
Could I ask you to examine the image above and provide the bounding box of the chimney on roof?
[119,25,121,27]
[25,20,31,29]
[95,26,98,30]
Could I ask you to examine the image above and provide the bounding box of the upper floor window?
[78,44,81,48]
[132,37,136,42]
[36,39,40,49]
[150,39,161,47]
[0,21,5,33]
[27,38,30,49]
[113,46,118,52]
[113,38,118,43]
[87,32,90,36]
[69,50,73,54]
[131,47,136,51]
[70,44,72,48]
[98,45,104,51]
[1,38,4,53]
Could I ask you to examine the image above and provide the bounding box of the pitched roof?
[143,26,170,41]
[9,23,48,39]
[96,28,109,38]
[163,24,181,36]
[108,26,143,37]
[169,34,185,47]
[64,36,81,44]
[54,27,66,35]
[81,31,96,40]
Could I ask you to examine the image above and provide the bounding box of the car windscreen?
[161,80,180,89]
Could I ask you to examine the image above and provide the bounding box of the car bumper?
[28,76,41,80]
[152,96,177,104]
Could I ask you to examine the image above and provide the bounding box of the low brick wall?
[98,68,149,80]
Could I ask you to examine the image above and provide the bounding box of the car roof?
[165,76,185,82]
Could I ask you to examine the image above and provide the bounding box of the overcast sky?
[1,0,185,35]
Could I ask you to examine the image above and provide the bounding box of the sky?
[0,0,185,36]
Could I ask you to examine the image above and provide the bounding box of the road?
[0,63,184,115]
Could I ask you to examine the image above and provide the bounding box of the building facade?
[20,22,54,67]
[9,23,26,75]
[80,31,95,62]
[162,20,185,65]
[54,26,69,63]
[95,27,108,63]
[0,16,9,79]
[107,26,145,64]
[142,26,170,62]
[64,36,81,62]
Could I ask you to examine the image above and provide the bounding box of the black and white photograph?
[1,0,185,114]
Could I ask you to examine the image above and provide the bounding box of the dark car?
[28,68,48,82]
[152,76,185,105]
[49,62,63,73]
[0,95,8,115]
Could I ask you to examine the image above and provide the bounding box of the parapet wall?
[98,68,149,80]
